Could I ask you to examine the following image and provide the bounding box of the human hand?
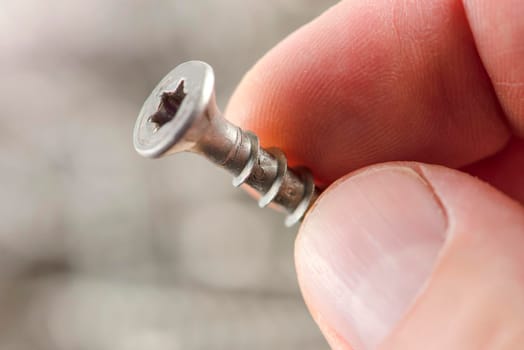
[227,0,524,349]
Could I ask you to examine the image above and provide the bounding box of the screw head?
[133,61,216,158]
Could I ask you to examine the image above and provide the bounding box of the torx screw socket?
[133,61,318,226]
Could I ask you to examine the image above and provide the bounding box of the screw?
[133,61,319,226]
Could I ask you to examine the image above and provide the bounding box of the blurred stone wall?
[0,0,337,349]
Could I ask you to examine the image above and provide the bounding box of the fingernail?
[296,166,447,350]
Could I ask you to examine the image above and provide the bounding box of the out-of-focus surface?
[0,0,337,349]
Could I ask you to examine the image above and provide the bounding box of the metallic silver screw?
[133,61,319,226]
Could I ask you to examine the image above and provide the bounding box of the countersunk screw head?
[133,61,217,158]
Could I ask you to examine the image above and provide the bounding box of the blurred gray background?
[0,0,337,349]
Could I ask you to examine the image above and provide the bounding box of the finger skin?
[463,0,524,135]
[464,137,524,203]
[382,164,524,349]
[226,0,512,184]
[295,163,524,349]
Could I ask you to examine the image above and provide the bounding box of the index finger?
[226,0,523,184]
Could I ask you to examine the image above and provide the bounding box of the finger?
[464,137,524,203]
[295,163,524,349]
[226,0,516,184]
[463,0,524,136]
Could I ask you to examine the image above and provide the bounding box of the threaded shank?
[230,131,318,226]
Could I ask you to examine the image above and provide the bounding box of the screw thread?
[231,131,318,226]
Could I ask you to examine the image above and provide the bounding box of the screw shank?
[194,114,317,225]
[193,115,251,176]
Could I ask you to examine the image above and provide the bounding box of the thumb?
[296,163,524,349]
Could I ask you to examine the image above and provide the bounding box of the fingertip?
[296,162,524,349]
[226,0,509,183]
[295,164,447,349]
